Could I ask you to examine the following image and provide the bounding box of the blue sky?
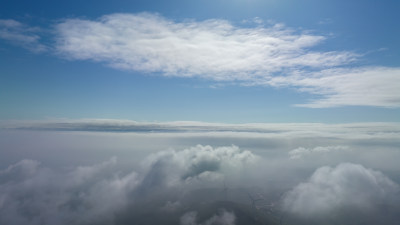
[1,0,399,123]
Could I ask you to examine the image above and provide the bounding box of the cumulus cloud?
[282,163,400,215]
[0,158,140,225]
[0,19,47,52]
[180,209,236,225]
[0,145,257,225]
[55,13,355,80]
[288,145,349,159]
[139,145,259,191]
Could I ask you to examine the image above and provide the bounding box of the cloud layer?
[0,145,257,225]
[1,131,400,225]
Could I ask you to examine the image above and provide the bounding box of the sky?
[1,1,400,225]
[1,0,399,123]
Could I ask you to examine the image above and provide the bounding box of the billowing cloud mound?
[282,163,400,215]
[140,145,259,190]
[0,157,140,225]
[0,145,257,225]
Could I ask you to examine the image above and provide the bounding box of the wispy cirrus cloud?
[54,13,356,80]
[269,67,400,108]
[53,13,400,108]
[2,13,400,108]
[0,19,47,52]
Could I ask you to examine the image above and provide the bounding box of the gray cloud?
[3,119,400,140]
[1,138,400,224]
[0,157,140,225]
[282,163,400,215]
[0,145,257,225]
[180,209,236,225]
[138,145,259,194]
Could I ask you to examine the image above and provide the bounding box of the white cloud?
[140,145,259,189]
[282,163,400,215]
[53,13,400,108]
[2,14,398,108]
[290,67,400,108]
[255,66,400,108]
[55,13,355,81]
[0,19,47,52]
[288,146,349,159]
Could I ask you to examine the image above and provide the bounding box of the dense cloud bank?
[1,143,400,225]
[1,121,400,224]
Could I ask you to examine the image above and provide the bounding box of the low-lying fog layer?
[1,120,400,225]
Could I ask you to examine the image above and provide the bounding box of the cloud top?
[283,163,400,215]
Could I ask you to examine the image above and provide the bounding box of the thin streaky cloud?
[264,67,400,108]
[2,14,399,108]
[53,13,400,108]
[0,19,47,52]
[55,13,356,80]
[2,119,400,141]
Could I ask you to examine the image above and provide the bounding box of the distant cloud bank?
[2,119,400,139]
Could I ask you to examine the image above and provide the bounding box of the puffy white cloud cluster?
[283,163,400,215]
[140,145,259,190]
